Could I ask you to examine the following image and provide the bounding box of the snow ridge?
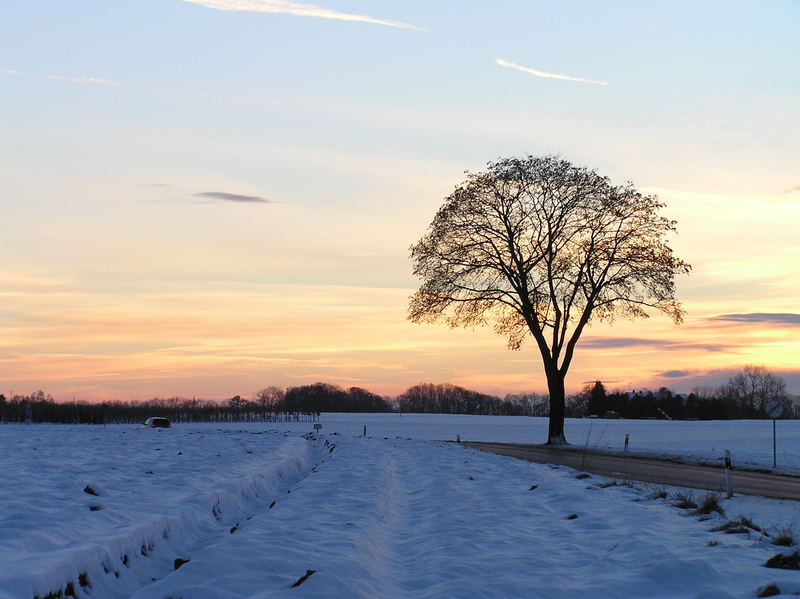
[0,433,325,599]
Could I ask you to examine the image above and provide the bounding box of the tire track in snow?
[332,439,408,593]
[124,435,416,598]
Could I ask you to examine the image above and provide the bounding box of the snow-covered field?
[2,416,800,599]
[317,413,800,474]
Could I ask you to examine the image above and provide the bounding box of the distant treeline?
[573,365,798,420]
[397,383,528,415]
[264,383,391,414]
[1,366,797,423]
[0,391,319,425]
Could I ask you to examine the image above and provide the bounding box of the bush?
[693,493,724,516]
[671,491,697,509]
[597,480,634,489]
[711,516,763,535]
[764,552,800,570]
[771,526,796,547]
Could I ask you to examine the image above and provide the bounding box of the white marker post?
[724,450,733,499]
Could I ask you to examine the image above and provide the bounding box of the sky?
[1,0,799,401]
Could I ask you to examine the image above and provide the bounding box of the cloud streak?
[581,337,729,352]
[785,185,800,194]
[195,191,274,204]
[711,313,800,326]
[495,58,608,86]
[41,74,121,85]
[1,68,21,76]
[659,370,690,378]
[180,0,425,30]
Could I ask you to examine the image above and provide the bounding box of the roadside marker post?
[724,450,733,498]
[624,434,629,453]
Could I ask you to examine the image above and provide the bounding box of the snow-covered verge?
[2,421,800,598]
[308,413,800,474]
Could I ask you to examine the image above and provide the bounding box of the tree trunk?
[546,371,568,445]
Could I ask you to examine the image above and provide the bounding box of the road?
[464,441,800,501]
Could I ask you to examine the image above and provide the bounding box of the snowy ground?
[2,417,800,599]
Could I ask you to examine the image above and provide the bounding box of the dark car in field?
[143,417,172,428]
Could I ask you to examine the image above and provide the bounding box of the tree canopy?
[409,155,690,443]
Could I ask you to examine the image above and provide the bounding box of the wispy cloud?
[659,370,690,378]
[139,183,174,188]
[581,337,729,352]
[1,68,21,76]
[195,191,274,204]
[582,337,664,349]
[40,74,122,85]
[785,185,800,194]
[495,58,608,86]
[711,313,800,326]
[180,0,425,30]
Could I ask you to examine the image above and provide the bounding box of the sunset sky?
[2,0,799,401]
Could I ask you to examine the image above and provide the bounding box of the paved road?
[464,441,800,500]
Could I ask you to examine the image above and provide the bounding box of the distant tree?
[722,365,788,418]
[566,391,589,418]
[397,383,520,415]
[586,381,607,416]
[278,382,392,413]
[409,155,690,443]
[654,387,684,420]
[628,390,656,419]
[228,395,245,409]
[347,387,391,412]
[789,395,800,419]
[505,392,549,417]
[691,385,717,401]
[255,386,285,409]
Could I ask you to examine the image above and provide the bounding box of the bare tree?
[409,155,690,444]
[255,386,285,410]
[722,365,788,417]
